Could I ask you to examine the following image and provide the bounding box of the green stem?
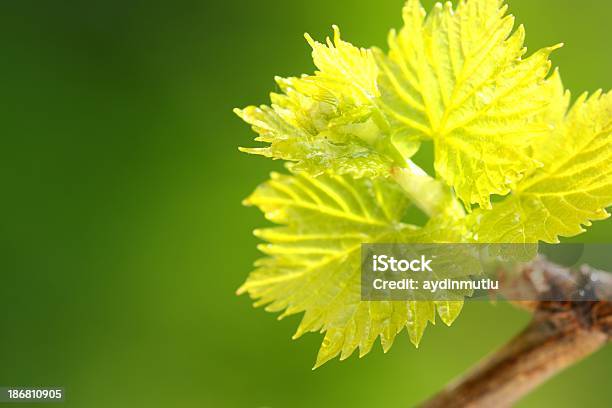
[391,161,464,218]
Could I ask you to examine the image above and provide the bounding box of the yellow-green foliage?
[236,0,611,366]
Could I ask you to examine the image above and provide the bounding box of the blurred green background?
[0,0,610,407]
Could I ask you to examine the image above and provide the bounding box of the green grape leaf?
[236,0,612,370]
[235,27,396,178]
[239,171,464,367]
[304,25,380,106]
[374,0,561,209]
[471,79,612,243]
